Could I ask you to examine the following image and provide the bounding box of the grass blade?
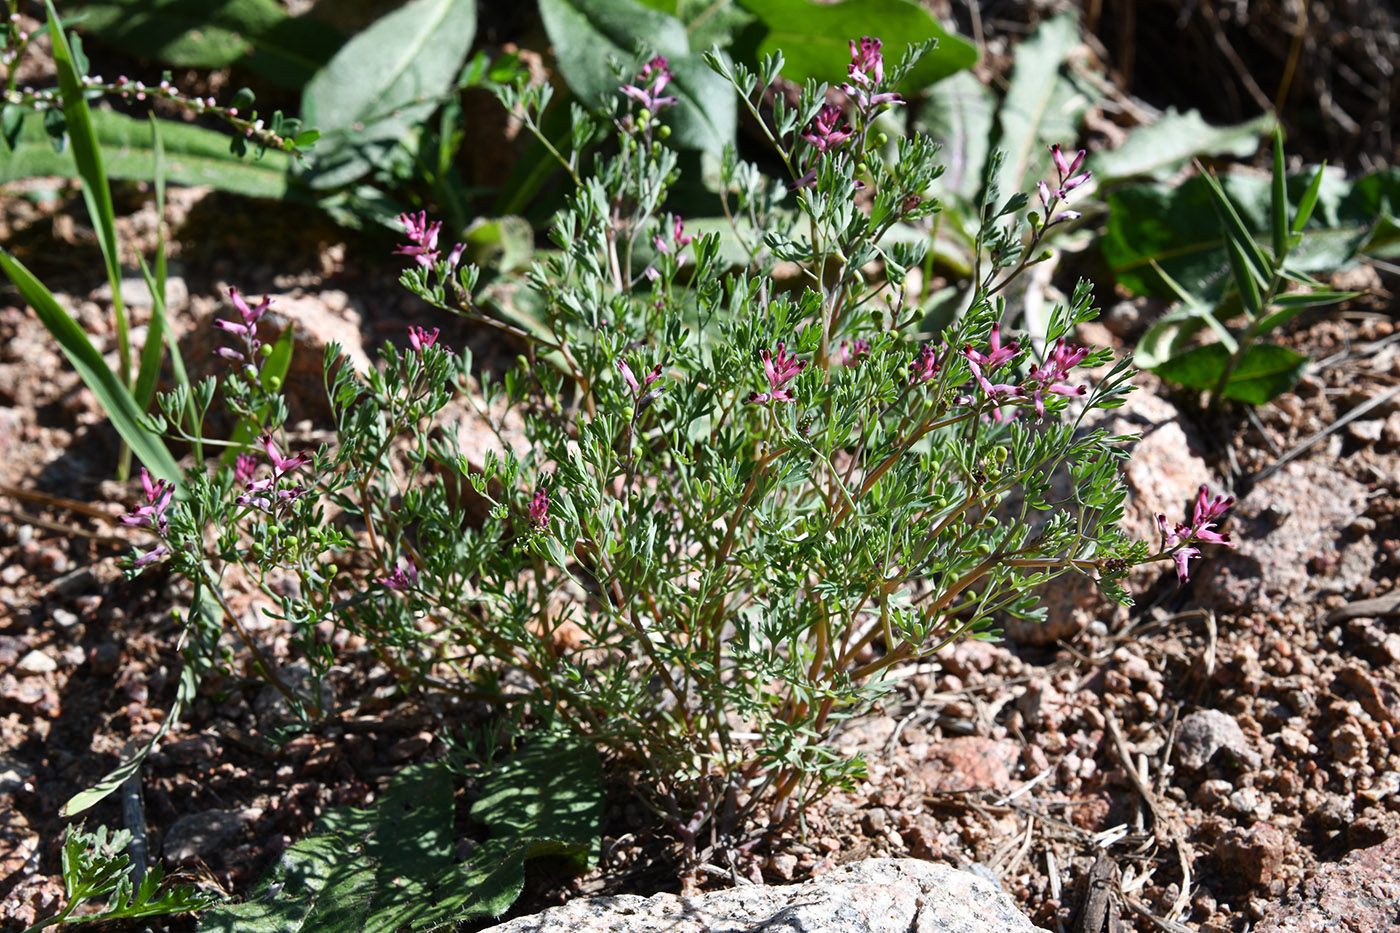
[1291,162,1328,236]
[1195,160,1272,287]
[0,250,180,484]
[133,117,169,412]
[1270,125,1288,259]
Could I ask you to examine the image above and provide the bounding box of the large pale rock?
[1253,835,1400,932]
[1196,460,1370,614]
[479,858,1046,933]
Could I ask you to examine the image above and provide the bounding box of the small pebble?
[17,650,57,674]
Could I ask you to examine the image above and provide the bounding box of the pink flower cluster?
[394,211,466,270]
[842,38,901,111]
[214,287,271,364]
[122,468,175,568]
[840,339,871,368]
[235,434,311,514]
[378,558,419,591]
[621,55,677,113]
[950,326,1090,419]
[748,343,807,405]
[618,357,665,410]
[801,104,853,154]
[408,326,440,353]
[1036,144,1091,225]
[1156,485,1235,584]
[529,486,551,529]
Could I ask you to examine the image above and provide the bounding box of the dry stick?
[1102,707,1194,925]
[0,507,128,545]
[1251,383,1400,484]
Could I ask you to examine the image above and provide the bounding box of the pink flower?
[1022,337,1088,416]
[962,324,1021,399]
[120,468,174,533]
[234,453,258,484]
[651,216,693,259]
[842,37,901,111]
[621,55,677,112]
[213,287,271,361]
[748,342,806,404]
[378,559,419,591]
[261,434,311,476]
[618,357,663,396]
[529,487,550,528]
[395,211,442,267]
[847,37,885,87]
[132,544,170,569]
[801,104,853,153]
[840,339,870,368]
[408,326,440,353]
[908,343,941,383]
[1190,484,1235,547]
[1050,143,1089,194]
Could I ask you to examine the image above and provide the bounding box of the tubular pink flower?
[234,453,258,484]
[908,343,941,383]
[120,468,174,532]
[132,544,170,569]
[1023,337,1088,416]
[846,37,885,88]
[840,339,871,368]
[529,487,551,528]
[749,343,806,405]
[621,55,677,112]
[408,326,440,353]
[378,559,419,591]
[964,323,1020,372]
[394,211,442,267]
[1189,484,1235,546]
[801,104,853,153]
[228,286,271,327]
[261,434,310,476]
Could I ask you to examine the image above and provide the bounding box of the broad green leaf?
[1154,341,1307,405]
[914,69,994,201]
[539,0,735,154]
[1152,341,1230,391]
[734,0,975,91]
[1220,343,1308,404]
[470,729,604,862]
[0,251,181,485]
[69,0,342,89]
[301,0,477,189]
[991,12,1079,202]
[61,663,195,816]
[1088,108,1273,183]
[197,833,374,933]
[0,109,292,198]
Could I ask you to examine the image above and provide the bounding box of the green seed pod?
[326,563,338,577]
[266,375,282,391]
[639,107,652,123]
[982,516,999,528]
[260,343,274,358]
[975,543,992,555]
[875,132,888,147]
[657,124,671,140]
[993,446,1009,464]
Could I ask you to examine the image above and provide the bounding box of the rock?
[476,858,1047,933]
[16,650,56,675]
[1214,821,1285,887]
[1347,419,1383,443]
[163,808,249,864]
[1175,709,1261,771]
[1198,460,1370,613]
[917,737,1022,793]
[0,753,35,795]
[1335,665,1400,726]
[1253,835,1400,932]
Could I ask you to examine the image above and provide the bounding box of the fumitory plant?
[118,37,1233,869]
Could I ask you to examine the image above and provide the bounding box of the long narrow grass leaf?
[134,118,169,412]
[1195,161,1272,286]
[1270,126,1288,259]
[0,250,180,484]
[1225,236,1263,318]
[1292,162,1327,236]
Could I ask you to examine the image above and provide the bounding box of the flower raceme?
[842,37,901,111]
[120,468,173,533]
[213,287,271,363]
[621,55,677,113]
[748,343,807,404]
[801,104,853,154]
[407,326,440,353]
[1156,484,1236,584]
[378,559,419,591]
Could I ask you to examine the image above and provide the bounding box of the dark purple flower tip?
[408,325,440,353]
[529,487,550,528]
[378,558,419,591]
